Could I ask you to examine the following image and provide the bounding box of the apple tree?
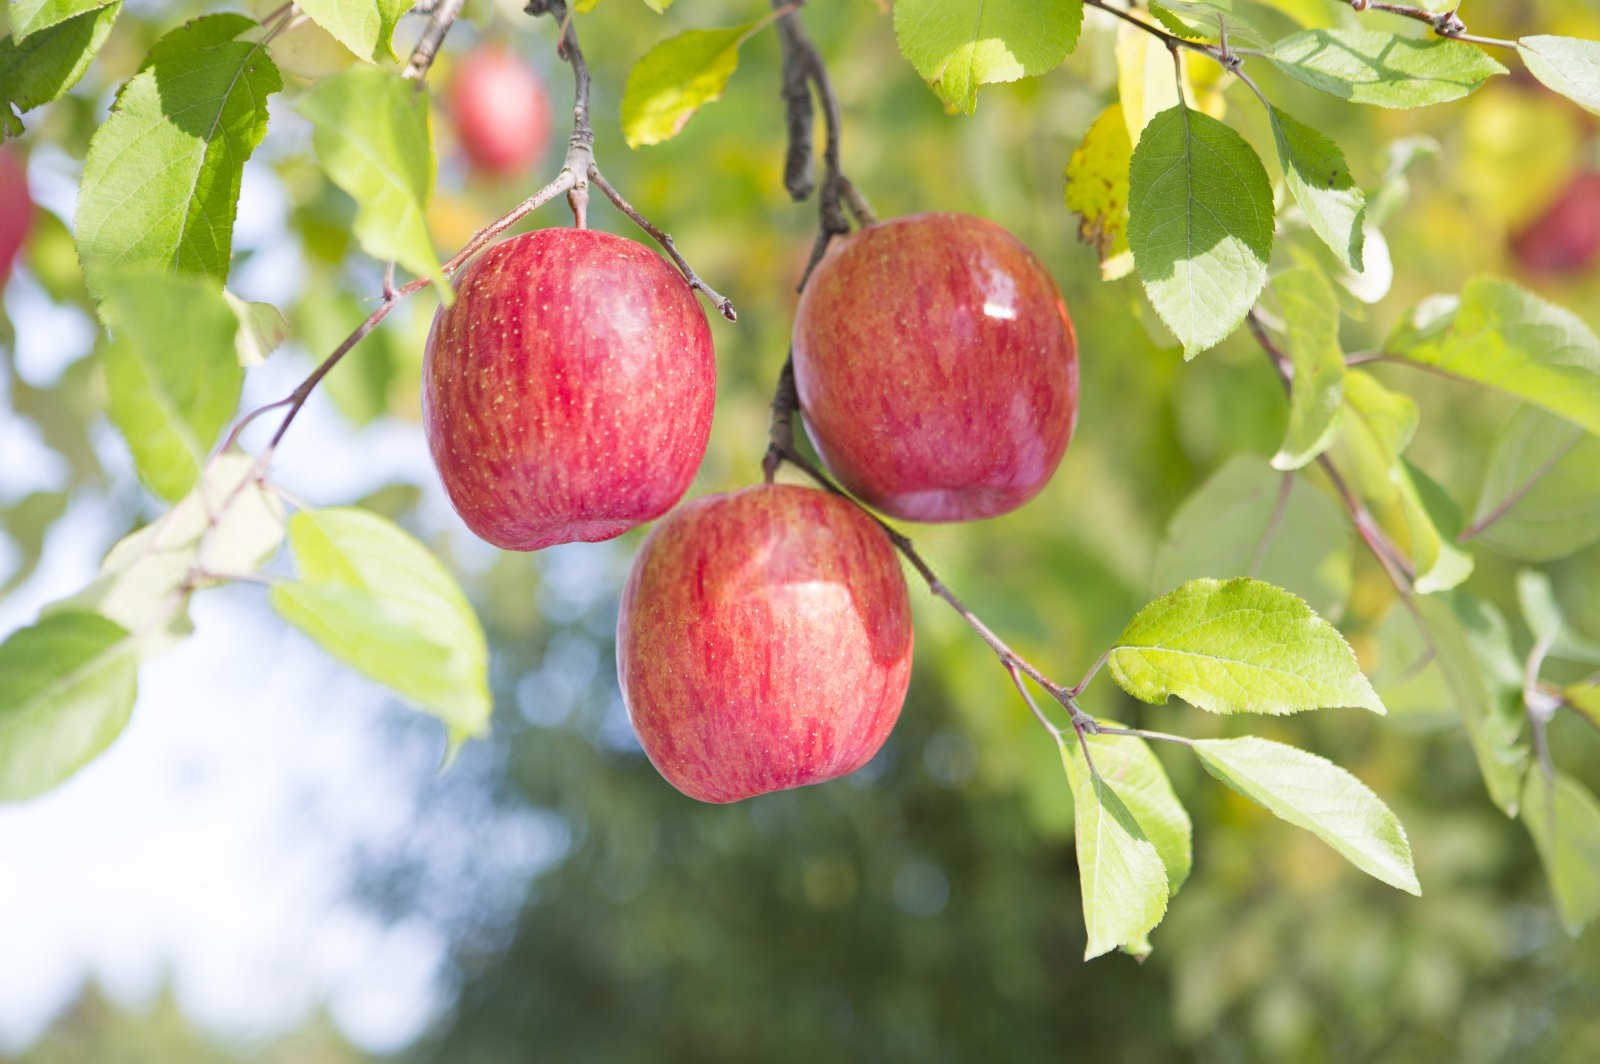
[3,0,1600,979]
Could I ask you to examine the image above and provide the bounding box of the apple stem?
[526,0,595,229]
[402,0,467,83]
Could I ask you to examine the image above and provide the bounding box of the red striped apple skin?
[792,212,1079,523]
[617,484,914,804]
[423,229,715,550]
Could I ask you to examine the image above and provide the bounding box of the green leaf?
[223,290,287,367]
[294,0,411,63]
[0,0,120,127]
[1108,577,1384,716]
[1059,733,1170,960]
[8,0,111,40]
[56,457,280,657]
[0,610,137,801]
[0,492,69,597]
[1522,770,1600,934]
[1330,371,1473,593]
[1153,456,1352,621]
[74,15,280,299]
[894,0,1083,115]
[1401,458,1475,595]
[1517,570,1600,666]
[1269,106,1366,270]
[1394,278,1600,436]
[1148,0,1267,48]
[1566,682,1600,731]
[99,269,244,502]
[270,508,490,738]
[1417,594,1528,815]
[620,23,759,148]
[1127,105,1274,357]
[297,66,445,294]
[1063,101,1134,281]
[1269,28,1506,108]
[1192,736,1420,894]
[1082,728,1193,894]
[1268,266,1345,469]
[106,454,282,585]
[1466,406,1600,562]
[1518,35,1600,117]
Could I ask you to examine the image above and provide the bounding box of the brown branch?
[402,0,466,82]
[1340,0,1517,49]
[526,0,593,227]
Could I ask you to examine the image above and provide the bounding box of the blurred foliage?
[12,985,362,1064]
[5,0,1600,1060]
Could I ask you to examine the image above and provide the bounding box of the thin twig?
[1083,0,1224,59]
[1006,660,1065,742]
[222,169,577,457]
[764,377,1092,736]
[402,0,466,82]
[588,167,737,321]
[1340,0,1517,49]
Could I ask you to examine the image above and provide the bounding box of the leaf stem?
[1091,724,1197,748]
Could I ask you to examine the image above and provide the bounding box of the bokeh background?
[3,0,1600,1060]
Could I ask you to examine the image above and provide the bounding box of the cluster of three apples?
[422,214,1078,802]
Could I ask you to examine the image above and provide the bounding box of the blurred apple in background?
[617,484,914,804]
[449,45,553,177]
[422,228,715,550]
[1510,171,1600,275]
[792,212,1079,523]
[1,146,32,283]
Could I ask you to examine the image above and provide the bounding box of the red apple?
[422,228,715,550]
[449,45,553,177]
[617,483,914,803]
[1511,171,1600,275]
[0,146,31,283]
[791,212,1079,522]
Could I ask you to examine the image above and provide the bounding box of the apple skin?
[616,483,914,804]
[449,45,553,176]
[792,212,1079,522]
[0,146,31,283]
[422,228,715,551]
[1511,172,1600,275]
